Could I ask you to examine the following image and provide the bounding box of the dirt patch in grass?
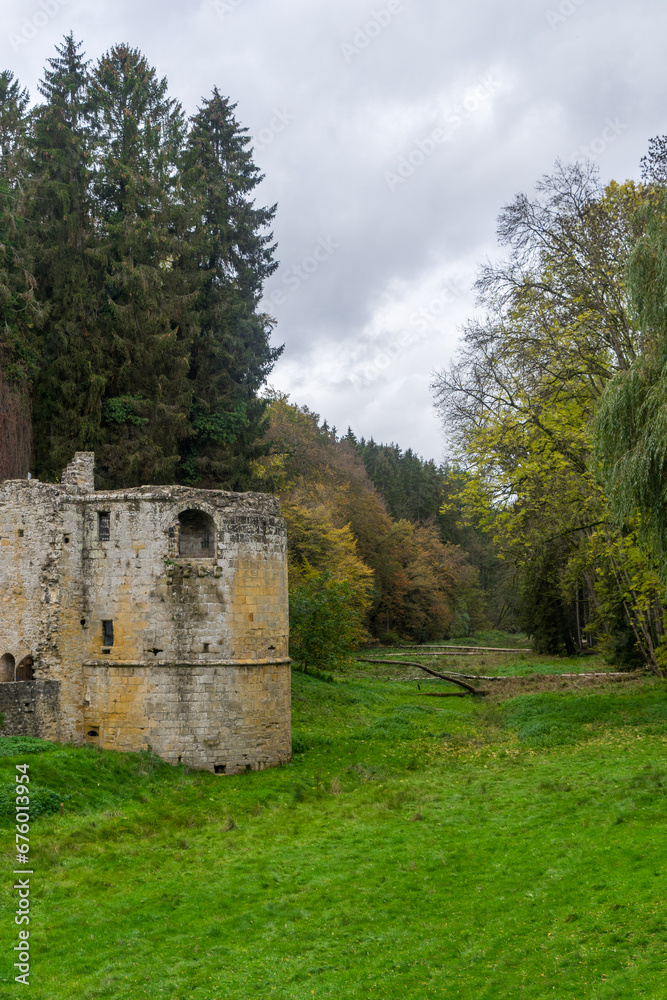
[355,656,649,700]
[482,670,646,701]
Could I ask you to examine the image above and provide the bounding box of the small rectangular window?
[98,512,111,541]
[102,620,114,647]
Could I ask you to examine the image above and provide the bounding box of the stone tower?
[0,453,290,773]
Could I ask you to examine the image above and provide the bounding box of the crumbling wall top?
[77,484,282,516]
[60,453,95,492]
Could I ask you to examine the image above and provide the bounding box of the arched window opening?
[0,654,15,683]
[15,656,34,681]
[177,509,216,558]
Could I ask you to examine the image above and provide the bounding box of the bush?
[0,737,54,757]
[379,630,404,646]
[0,782,63,818]
[289,570,366,670]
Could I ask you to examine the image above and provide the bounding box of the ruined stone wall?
[74,487,288,666]
[0,481,72,741]
[0,681,60,741]
[0,476,291,769]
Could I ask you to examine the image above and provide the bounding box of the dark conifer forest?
[0,35,279,489]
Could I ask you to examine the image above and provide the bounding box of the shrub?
[0,782,62,818]
[289,570,366,670]
[0,737,54,757]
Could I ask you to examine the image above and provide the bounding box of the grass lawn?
[0,659,666,998]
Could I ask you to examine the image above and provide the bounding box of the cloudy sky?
[2,0,665,459]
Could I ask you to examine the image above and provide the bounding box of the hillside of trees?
[253,396,490,658]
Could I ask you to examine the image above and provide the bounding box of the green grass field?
[1,656,666,998]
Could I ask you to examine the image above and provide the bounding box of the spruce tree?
[9,38,282,489]
[0,71,38,478]
[28,34,104,480]
[87,43,195,486]
[0,70,29,177]
[179,89,280,489]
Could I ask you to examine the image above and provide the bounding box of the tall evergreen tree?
[27,35,102,480]
[3,38,282,488]
[87,43,195,486]
[179,89,280,488]
[0,70,37,479]
[0,70,29,177]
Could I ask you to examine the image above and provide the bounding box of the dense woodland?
[253,396,492,660]
[0,35,278,489]
[4,38,667,668]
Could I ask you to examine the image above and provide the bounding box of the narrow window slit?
[98,512,111,541]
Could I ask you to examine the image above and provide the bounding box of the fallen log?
[356,658,639,684]
[383,650,482,657]
[357,658,487,696]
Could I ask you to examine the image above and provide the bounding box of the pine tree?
[7,39,283,489]
[0,70,37,479]
[179,89,280,489]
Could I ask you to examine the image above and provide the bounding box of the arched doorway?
[0,653,15,682]
[176,509,216,558]
[15,655,34,681]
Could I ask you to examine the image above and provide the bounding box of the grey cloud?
[4,0,666,458]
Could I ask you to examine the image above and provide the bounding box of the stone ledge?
[83,658,291,668]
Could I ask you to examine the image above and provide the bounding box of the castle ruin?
[0,453,291,773]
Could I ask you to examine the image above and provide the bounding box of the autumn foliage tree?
[255,395,486,657]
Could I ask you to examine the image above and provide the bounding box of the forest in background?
[4,37,667,668]
[252,395,504,660]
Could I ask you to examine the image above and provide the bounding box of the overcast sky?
[2,0,664,460]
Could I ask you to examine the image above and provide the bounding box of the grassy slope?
[0,665,666,998]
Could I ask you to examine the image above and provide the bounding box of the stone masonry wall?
[0,481,73,741]
[83,662,291,772]
[0,473,291,769]
[0,681,60,741]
